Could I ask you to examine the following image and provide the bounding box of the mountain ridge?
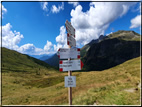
[44,30,141,71]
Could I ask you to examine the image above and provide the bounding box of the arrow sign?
[59,59,84,72]
[67,33,76,47]
[57,48,80,59]
[65,20,75,37]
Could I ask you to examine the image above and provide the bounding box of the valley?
[1,30,141,105]
[1,47,141,105]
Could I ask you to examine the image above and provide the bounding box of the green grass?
[2,56,141,105]
[1,47,141,105]
[107,30,141,41]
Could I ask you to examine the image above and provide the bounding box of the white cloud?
[68,2,79,7]
[53,44,62,52]
[130,15,141,28]
[44,40,53,51]
[18,43,50,55]
[56,26,66,45]
[18,42,56,55]
[70,2,136,46]
[0,4,7,18]
[1,23,56,55]
[2,23,24,50]
[18,43,36,54]
[41,2,48,11]
[54,26,68,51]
[51,2,64,13]
[18,43,44,55]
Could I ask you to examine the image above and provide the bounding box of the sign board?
[57,48,80,59]
[65,20,75,37]
[59,59,84,71]
[67,33,76,47]
[65,76,76,87]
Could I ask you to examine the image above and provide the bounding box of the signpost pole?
[68,45,72,105]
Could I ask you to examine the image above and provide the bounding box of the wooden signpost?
[58,20,84,105]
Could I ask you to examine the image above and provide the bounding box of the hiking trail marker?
[57,20,84,105]
[57,48,80,59]
[65,76,76,87]
[59,59,84,71]
[65,20,75,37]
[67,33,76,47]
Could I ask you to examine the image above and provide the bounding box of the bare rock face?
[82,30,140,71]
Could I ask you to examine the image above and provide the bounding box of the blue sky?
[1,1,141,55]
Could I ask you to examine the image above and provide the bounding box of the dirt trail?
[124,82,140,93]
[93,82,141,105]
[123,88,136,93]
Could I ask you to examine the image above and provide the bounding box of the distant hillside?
[82,30,141,71]
[1,47,57,73]
[44,53,59,68]
[29,54,52,61]
[39,55,52,61]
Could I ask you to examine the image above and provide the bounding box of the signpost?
[67,33,76,47]
[65,20,75,37]
[58,20,84,105]
[59,60,84,71]
[57,48,80,59]
[65,76,76,87]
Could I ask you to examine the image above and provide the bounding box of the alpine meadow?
[1,1,141,106]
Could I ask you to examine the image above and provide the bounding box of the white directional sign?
[65,76,76,87]
[57,48,80,59]
[67,33,76,47]
[65,20,75,37]
[59,59,84,71]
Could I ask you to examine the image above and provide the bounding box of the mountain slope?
[82,30,141,71]
[2,47,57,73]
[39,55,52,61]
[44,53,59,68]
[2,55,140,105]
[43,30,141,71]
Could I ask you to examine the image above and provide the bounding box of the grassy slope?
[2,47,57,74]
[2,55,141,105]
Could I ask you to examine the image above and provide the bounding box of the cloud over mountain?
[70,2,136,46]
[130,15,141,28]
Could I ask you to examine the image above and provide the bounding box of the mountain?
[45,34,106,67]
[39,55,53,61]
[44,53,59,68]
[81,35,106,57]
[1,47,57,73]
[29,54,52,61]
[46,30,141,71]
[82,30,141,71]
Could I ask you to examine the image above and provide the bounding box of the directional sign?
[59,59,84,71]
[67,33,76,47]
[65,76,76,87]
[65,20,75,37]
[57,48,80,59]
